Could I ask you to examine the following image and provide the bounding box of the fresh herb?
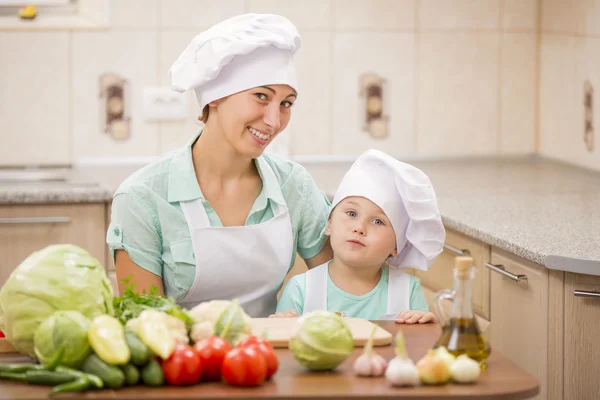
[113,277,194,330]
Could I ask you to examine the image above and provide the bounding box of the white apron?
[178,186,294,317]
[303,262,411,320]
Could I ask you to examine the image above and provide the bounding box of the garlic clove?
[371,354,388,377]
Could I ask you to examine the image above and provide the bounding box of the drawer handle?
[574,290,600,299]
[485,263,527,282]
[0,217,71,224]
[443,243,471,256]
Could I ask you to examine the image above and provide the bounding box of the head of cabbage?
[0,244,114,358]
[289,311,354,371]
[34,310,91,368]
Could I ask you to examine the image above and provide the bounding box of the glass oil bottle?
[433,256,491,368]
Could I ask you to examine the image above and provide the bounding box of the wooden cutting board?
[0,338,17,354]
[250,318,393,348]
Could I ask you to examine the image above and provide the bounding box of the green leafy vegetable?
[289,311,354,371]
[214,299,247,345]
[0,244,114,358]
[113,277,194,330]
[33,311,91,369]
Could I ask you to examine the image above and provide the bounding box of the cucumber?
[140,359,164,387]
[124,330,150,366]
[82,353,125,389]
[120,364,140,386]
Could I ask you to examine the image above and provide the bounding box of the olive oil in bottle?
[433,256,491,368]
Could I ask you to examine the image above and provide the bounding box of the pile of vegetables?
[0,244,277,394]
[0,243,484,395]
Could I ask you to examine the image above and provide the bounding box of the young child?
[273,149,446,323]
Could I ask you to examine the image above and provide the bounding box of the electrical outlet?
[143,88,189,121]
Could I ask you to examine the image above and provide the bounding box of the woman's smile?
[247,126,271,146]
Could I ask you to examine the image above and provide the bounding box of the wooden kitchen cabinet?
[488,249,549,400]
[411,229,491,319]
[0,204,107,287]
[563,272,600,400]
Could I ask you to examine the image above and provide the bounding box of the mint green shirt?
[276,264,429,320]
[107,130,331,301]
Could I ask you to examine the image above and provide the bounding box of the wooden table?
[0,322,538,399]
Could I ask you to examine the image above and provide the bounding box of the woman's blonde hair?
[198,105,209,123]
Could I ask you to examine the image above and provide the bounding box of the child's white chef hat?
[169,13,301,111]
[331,149,446,271]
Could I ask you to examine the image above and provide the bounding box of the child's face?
[326,196,398,268]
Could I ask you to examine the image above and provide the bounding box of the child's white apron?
[303,262,410,320]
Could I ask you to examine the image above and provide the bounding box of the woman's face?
[210,84,297,158]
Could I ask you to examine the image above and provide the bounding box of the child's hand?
[268,309,299,318]
[395,310,437,324]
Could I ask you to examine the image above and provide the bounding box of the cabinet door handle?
[574,290,600,298]
[443,243,471,256]
[485,263,527,282]
[0,217,71,224]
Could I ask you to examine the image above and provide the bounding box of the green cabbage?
[0,244,114,358]
[289,311,354,371]
[34,310,91,368]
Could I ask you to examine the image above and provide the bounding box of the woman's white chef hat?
[331,149,446,271]
[169,13,301,111]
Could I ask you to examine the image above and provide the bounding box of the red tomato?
[237,336,279,379]
[161,342,202,386]
[0,331,5,338]
[192,336,232,381]
[221,346,267,387]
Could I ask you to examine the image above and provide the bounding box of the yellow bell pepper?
[136,310,175,360]
[88,315,130,365]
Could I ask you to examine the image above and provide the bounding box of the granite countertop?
[1,156,599,274]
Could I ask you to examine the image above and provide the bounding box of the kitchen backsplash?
[1,0,596,173]
[539,0,600,172]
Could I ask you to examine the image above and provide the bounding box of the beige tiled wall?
[0,0,539,167]
[539,0,600,172]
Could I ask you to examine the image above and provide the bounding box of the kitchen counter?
[1,156,599,274]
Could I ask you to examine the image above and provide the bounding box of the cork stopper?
[454,256,474,279]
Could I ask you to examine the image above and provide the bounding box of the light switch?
[143,87,189,121]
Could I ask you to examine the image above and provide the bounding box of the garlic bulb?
[385,357,419,386]
[450,354,481,383]
[354,353,388,377]
[353,325,387,377]
[384,329,419,386]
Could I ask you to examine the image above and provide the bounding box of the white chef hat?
[169,13,301,111]
[331,149,446,271]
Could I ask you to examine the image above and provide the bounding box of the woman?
[107,14,333,317]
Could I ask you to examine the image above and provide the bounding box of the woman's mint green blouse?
[107,131,331,300]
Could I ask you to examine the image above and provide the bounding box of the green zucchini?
[140,359,164,387]
[120,364,140,386]
[81,354,125,389]
[124,330,150,366]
